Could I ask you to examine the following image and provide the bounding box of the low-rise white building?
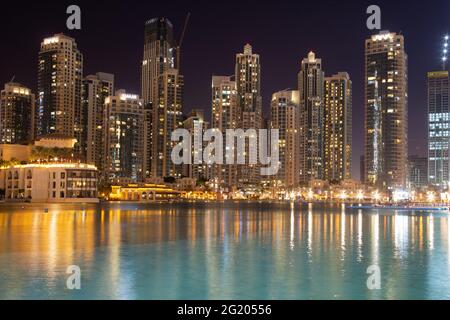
[0,163,99,203]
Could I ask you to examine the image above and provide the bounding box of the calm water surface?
[1,201,450,300]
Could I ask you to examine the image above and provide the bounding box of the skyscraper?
[298,51,325,185]
[104,90,144,183]
[324,72,352,183]
[365,31,408,190]
[37,34,83,152]
[427,70,449,189]
[141,18,183,179]
[235,44,262,185]
[183,109,209,181]
[141,17,175,105]
[0,82,35,145]
[152,69,184,179]
[211,75,239,188]
[270,90,300,188]
[82,73,114,177]
[408,155,428,191]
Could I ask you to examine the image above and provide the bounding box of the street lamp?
[373,190,381,203]
[427,192,435,203]
[357,190,364,202]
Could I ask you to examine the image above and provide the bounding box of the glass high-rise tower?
[37,34,83,154]
[141,17,174,105]
[211,75,239,188]
[427,70,450,190]
[324,72,352,183]
[0,82,35,145]
[270,90,300,188]
[364,31,408,190]
[104,90,144,183]
[298,51,325,185]
[141,17,183,179]
[235,44,262,185]
[82,72,114,177]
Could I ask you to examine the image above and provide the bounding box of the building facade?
[427,70,450,190]
[298,51,325,185]
[141,17,175,105]
[211,75,239,188]
[0,164,98,203]
[183,109,209,181]
[270,90,300,188]
[152,69,184,179]
[37,34,83,154]
[0,82,35,145]
[365,31,408,190]
[104,90,144,183]
[235,44,262,185]
[324,72,352,183]
[141,17,184,179]
[0,144,32,162]
[408,155,428,191]
[82,72,114,173]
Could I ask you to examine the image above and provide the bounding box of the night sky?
[1,0,449,179]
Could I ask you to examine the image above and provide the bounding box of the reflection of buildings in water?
[290,203,295,251]
[370,214,379,267]
[0,206,98,296]
[0,205,445,258]
[0,203,449,299]
[428,216,434,251]
[357,210,363,261]
[394,213,409,258]
[341,205,346,253]
[447,219,450,268]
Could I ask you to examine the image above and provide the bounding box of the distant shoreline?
[0,199,448,208]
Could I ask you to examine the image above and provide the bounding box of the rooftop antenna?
[9,75,15,83]
[175,12,191,71]
[442,34,449,70]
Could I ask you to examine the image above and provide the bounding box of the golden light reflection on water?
[0,202,449,299]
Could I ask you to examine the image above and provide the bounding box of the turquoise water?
[1,201,450,300]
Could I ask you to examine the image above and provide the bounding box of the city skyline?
[0,1,449,181]
[2,1,450,305]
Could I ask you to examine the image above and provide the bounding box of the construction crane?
[176,12,191,71]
